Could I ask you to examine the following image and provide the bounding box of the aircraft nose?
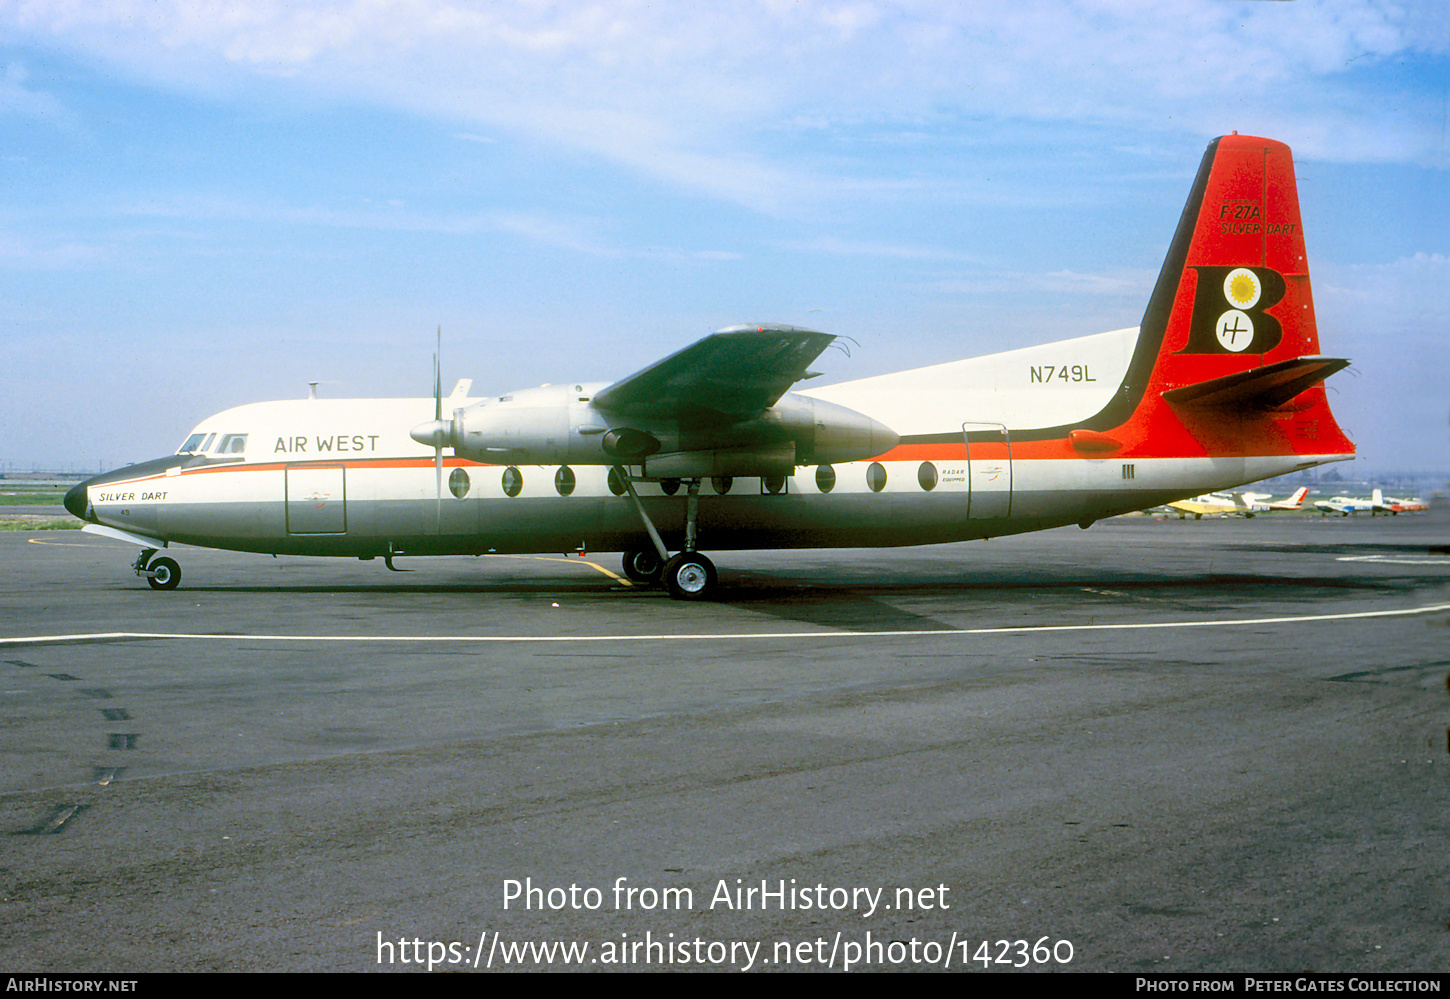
[63,479,91,521]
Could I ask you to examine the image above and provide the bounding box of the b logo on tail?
[1177,265,1286,355]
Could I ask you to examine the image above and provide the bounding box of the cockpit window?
[217,434,248,455]
[201,433,216,452]
[178,433,206,453]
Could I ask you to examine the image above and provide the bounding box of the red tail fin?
[1122,134,1353,460]
[1157,135,1322,369]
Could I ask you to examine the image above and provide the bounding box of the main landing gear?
[620,544,665,584]
[660,551,717,600]
[617,470,718,600]
[133,548,182,590]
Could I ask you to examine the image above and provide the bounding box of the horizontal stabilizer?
[1161,356,1349,411]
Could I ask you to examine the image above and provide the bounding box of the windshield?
[216,434,248,455]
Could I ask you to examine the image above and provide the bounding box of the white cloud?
[1317,252,1450,329]
[925,267,1153,297]
[778,235,978,262]
[3,0,1446,208]
[0,60,66,121]
[0,231,107,268]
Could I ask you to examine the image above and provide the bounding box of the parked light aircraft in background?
[1240,486,1311,511]
[1315,490,1380,516]
[1166,492,1258,519]
[1166,485,1310,518]
[1373,490,1428,515]
[1316,488,1428,517]
[65,134,1355,599]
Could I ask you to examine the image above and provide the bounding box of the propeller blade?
[433,326,443,534]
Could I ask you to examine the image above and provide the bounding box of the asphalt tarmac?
[2,510,1448,973]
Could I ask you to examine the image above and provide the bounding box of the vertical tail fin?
[1117,134,1354,462]
[1151,134,1323,368]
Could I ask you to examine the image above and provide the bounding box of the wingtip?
[714,322,831,337]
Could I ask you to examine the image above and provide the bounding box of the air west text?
[274,435,381,454]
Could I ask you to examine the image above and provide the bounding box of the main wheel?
[146,556,181,590]
[663,552,716,601]
[621,544,665,584]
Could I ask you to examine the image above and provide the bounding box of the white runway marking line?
[4,602,1449,647]
[1336,554,1450,566]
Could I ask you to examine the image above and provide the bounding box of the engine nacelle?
[761,394,899,466]
[410,385,898,473]
[643,442,796,479]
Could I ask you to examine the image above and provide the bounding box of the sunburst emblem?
[1223,267,1262,309]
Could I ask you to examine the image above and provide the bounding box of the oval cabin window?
[555,466,576,496]
[501,466,523,498]
[866,462,887,493]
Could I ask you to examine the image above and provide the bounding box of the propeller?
[433,325,443,535]
[408,325,457,519]
[410,327,465,539]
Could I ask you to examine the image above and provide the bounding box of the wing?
[592,324,835,425]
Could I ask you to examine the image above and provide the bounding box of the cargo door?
[286,465,347,534]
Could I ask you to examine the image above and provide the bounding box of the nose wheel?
[146,557,181,590]
[133,549,182,590]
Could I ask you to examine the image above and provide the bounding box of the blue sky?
[1,0,1446,475]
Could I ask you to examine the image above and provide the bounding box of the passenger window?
[866,462,887,493]
[554,466,576,497]
[502,466,523,498]
[449,468,471,499]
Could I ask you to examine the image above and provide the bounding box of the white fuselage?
[78,326,1345,559]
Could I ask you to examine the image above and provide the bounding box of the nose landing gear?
[133,549,182,590]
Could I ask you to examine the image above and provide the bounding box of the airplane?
[1315,489,1379,516]
[1165,484,1310,518]
[63,133,1356,600]
[1373,490,1428,515]
[1315,488,1427,517]
[1241,485,1311,511]
[1165,492,1258,519]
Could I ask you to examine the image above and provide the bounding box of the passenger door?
[961,422,1012,520]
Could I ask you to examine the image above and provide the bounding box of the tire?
[147,556,181,590]
[621,545,665,584]
[663,552,716,601]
